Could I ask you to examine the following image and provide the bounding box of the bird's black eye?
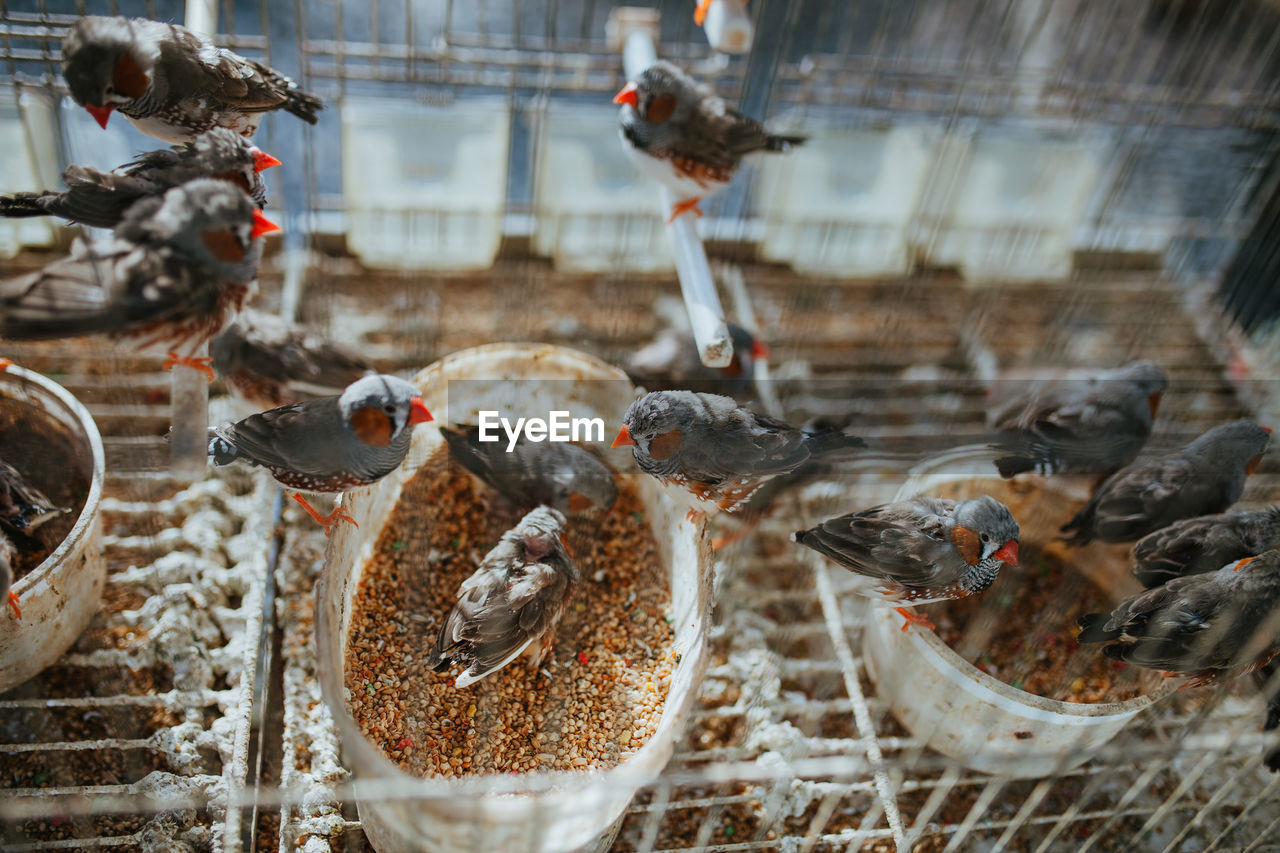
[384,404,395,415]
[979,532,991,543]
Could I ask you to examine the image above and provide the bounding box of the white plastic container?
[755,123,935,277]
[921,129,1105,282]
[861,446,1171,776]
[532,103,671,273]
[0,364,106,692]
[315,343,712,853]
[342,98,510,271]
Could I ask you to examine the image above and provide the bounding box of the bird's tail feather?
[1076,612,1120,643]
[764,133,807,152]
[285,89,324,124]
[0,194,50,219]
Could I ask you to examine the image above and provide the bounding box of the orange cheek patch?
[351,406,394,447]
[113,53,150,99]
[1247,454,1263,476]
[1148,392,1162,418]
[950,525,981,566]
[646,93,677,124]
[567,493,594,513]
[200,229,245,263]
[648,428,683,461]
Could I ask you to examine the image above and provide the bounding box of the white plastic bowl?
[861,446,1171,776]
[316,343,712,853]
[0,364,106,692]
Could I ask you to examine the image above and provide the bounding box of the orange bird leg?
[0,358,12,371]
[292,493,358,537]
[694,0,714,25]
[163,352,216,382]
[685,507,706,526]
[893,606,935,633]
[712,522,753,551]
[6,591,20,620]
[668,196,704,224]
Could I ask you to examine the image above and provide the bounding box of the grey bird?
[1076,549,1280,689]
[989,361,1168,479]
[794,495,1020,631]
[626,320,769,399]
[0,533,18,619]
[1060,419,1271,546]
[207,374,433,535]
[1131,506,1280,588]
[0,179,278,366]
[0,128,278,229]
[0,460,68,538]
[63,15,322,143]
[440,425,618,513]
[427,507,579,688]
[210,308,373,409]
[614,60,805,222]
[611,390,864,518]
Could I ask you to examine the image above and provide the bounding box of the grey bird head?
[1116,360,1169,397]
[63,17,159,118]
[121,178,278,278]
[615,61,705,151]
[184,129,277,208]
[953,496,1020,566]
[617,389,737,463]
[337,374,433,449]
[1191,419,1271,470]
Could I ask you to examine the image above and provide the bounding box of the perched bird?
[207,374,433,534]
[611,390,864,519]
[1076,550,1280,689]
[0,460,67,537]
[1131,506,1280,588]
[0,128,278,229]
[0,533,18,619]
[428,507,578,688]
[63,15,323,143]
[794,495,1019,631]
[627,320,769,399]
[0,179,278,374]
[614,60,804,222]
[440,425,618,513]
[1060,419,1271,546]
[210,308,373,409]
[989,361,1168,479]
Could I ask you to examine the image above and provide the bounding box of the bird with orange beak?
[62,15,322,143]
[0,179,279,377]
[795,495,1020,632]
[614,60,805,223]
[1,128,280,229]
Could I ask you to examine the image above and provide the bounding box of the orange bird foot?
[711,523,752,551]
[685,507,706,526]
[0,358,12,372]
[893,606,935,633]
[7,591,20,620]
[293,493,358,537]
[668,197,704,224]
[694,0,714,25]
[163,352,216,382]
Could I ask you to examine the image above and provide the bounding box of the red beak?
[409,397,433,424]
[1263,426,1274,434]
[993,540,1019,566]
[611,424,635,448]
[250,209,282,239]
[85,103,114,129]
[613,82,639,107]
[750,339,771,361]
[251,148,283,172]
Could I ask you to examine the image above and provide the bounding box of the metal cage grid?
[1,1,1280,851]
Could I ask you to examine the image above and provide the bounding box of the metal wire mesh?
[0,1,1279,852]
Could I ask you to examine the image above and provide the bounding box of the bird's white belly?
[620,130,731,203]
[125,114,193,145]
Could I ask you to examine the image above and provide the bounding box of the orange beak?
[409,397,434,424]
[750,338,771,361]
[993,540,1019,566]
[250,209,282,239]
[86,103,114,129]
[251,148,283,172]
[1264,426,1274,434]
[611,424,635,448]
[613,82,639,107]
